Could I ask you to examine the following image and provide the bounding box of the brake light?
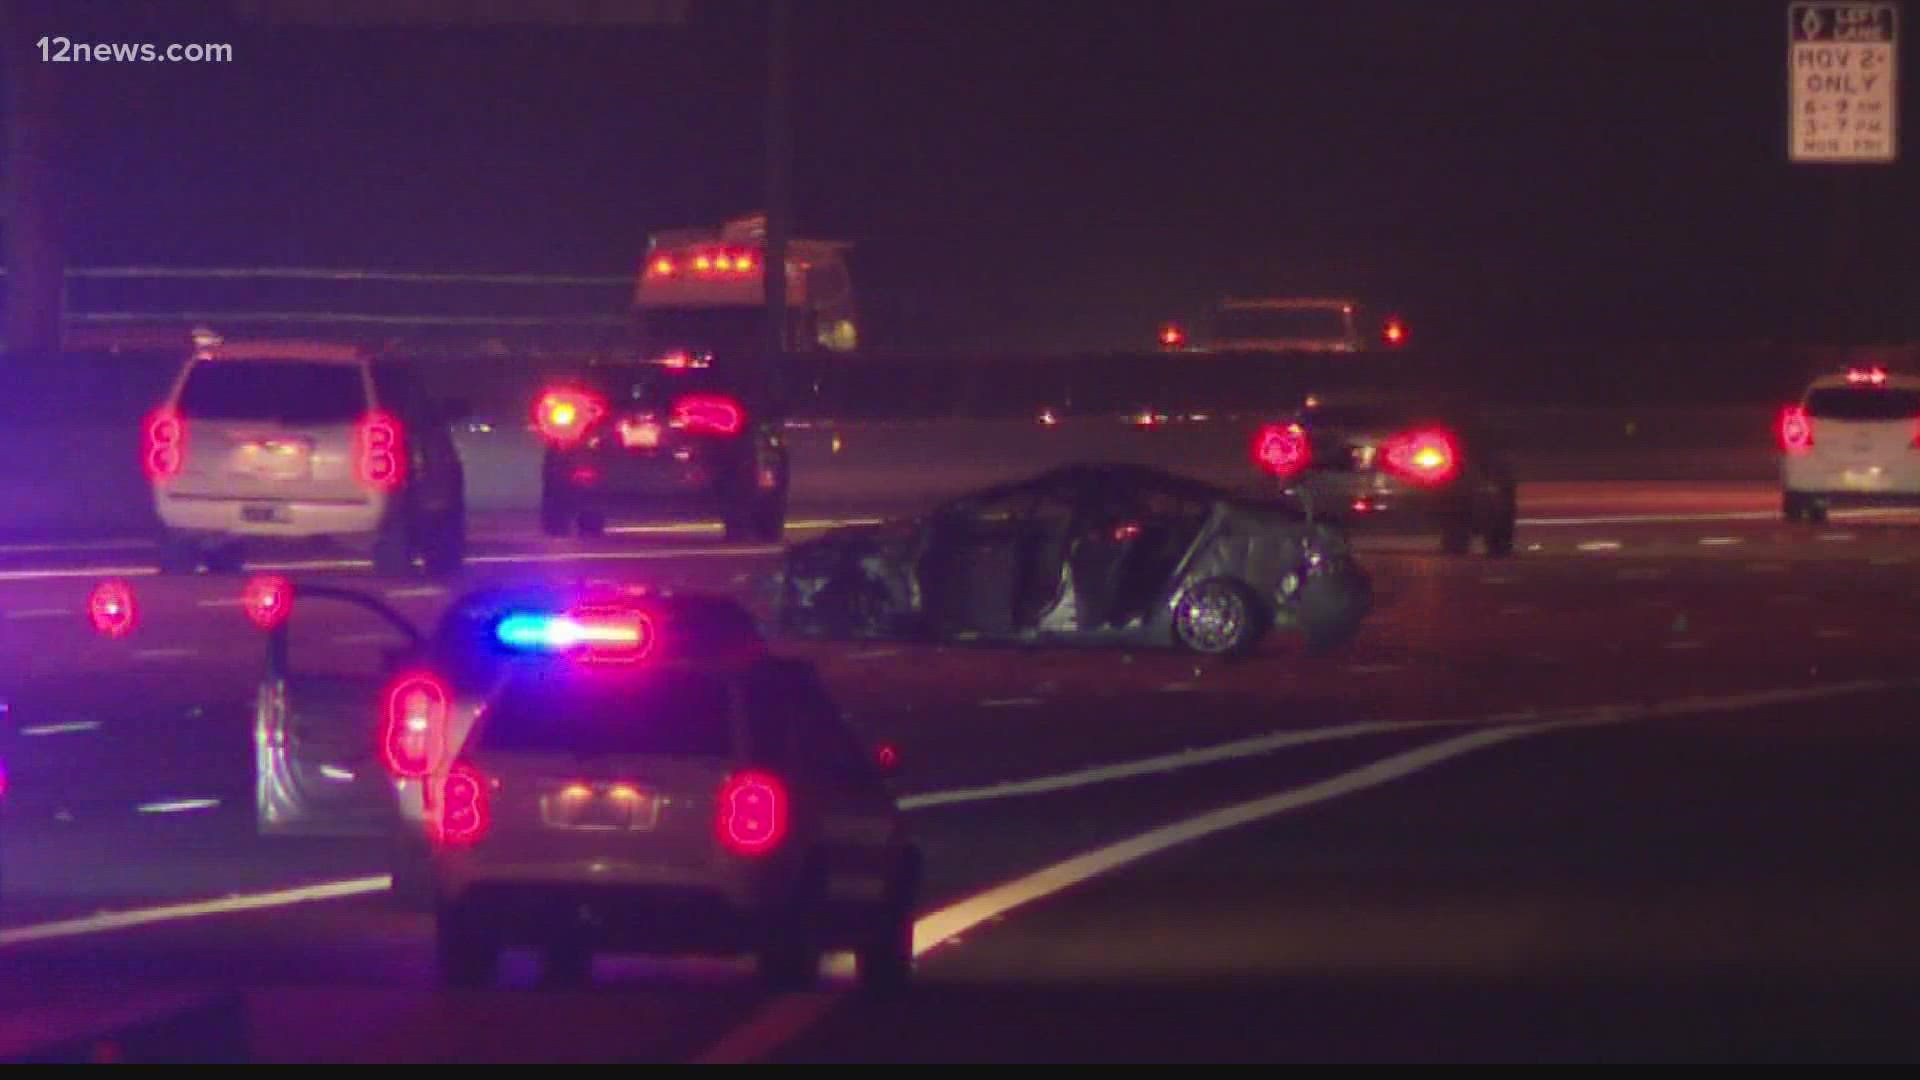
[715,769,788,857]
[1159,322,1186,349]
[1253,422,1311,477]
[429,761,490,848]
[670,393,744,436]
[357,411,404,491]
[1381,429,1459,485]
[1779,405,1814,454]
[88,580,137,639]
[1382,317,1408,347]
[648,256,675,278]
[241,574,293,631]
[1847,366,1889,386]
[142,408,184,482]
[536,388,607,445]
[381,672,449,779]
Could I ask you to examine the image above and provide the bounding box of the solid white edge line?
[19,721,103,737]
[0,877,393,948]
[4,608,74,620]
[136,798,222,815]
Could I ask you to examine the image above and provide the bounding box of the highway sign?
[1789,2,1899,163]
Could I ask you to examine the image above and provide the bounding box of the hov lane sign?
[1790,2,1899,162]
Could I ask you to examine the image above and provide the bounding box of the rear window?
[1214,306,1350,341]
[585,365,744,409]
[1806,387,1920,421]
[477,670,735,758]
[177,361,367,424]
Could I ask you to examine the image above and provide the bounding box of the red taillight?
[715,769,788,857]
[1847,365,1888,386]
[241,574,293,631]
[1779,405,1815,454]
[381,672,449,779]
[1381,428,1459,485]
[1159,322,1186,349]
[142,408,184,483]
[536,388,606,445]
[88,580,137,639]
[357,411,404,491]
[649,255,675,277]
[429,761,490,848]
[1382,317,1408,347]
[671,393,744,436]
[1253,422,1311,477]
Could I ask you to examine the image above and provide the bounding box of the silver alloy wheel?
[1174,579,1250,654]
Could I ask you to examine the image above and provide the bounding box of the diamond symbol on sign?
[1801,6,1824,37]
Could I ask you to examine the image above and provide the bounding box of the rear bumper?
[441,881,783,952]
[1282,472,1470,532]
[1785,489,1920,508]
[155,491,385,539]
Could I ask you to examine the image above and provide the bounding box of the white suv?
[1779,365,1920,523]
[145,340,467,575]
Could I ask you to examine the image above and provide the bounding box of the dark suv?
[535,360,789,542]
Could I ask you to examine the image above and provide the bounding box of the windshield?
[1805,387,1920,421]
[176,361,367,424]
[1212,307,1352,342]
[477,670,735,758]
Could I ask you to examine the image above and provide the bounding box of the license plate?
[241,504,287,523]
[540,786,660,831]
[619,420,662,449]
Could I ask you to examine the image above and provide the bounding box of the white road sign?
[1789,2,1899,163]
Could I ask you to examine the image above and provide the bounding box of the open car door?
[254,584,425,837]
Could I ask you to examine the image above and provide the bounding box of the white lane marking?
[1520,511,1776,527]
[1577,540,1623,552]
[978,697,1045,708]
[1480,575,1517,585]
[195,597,244,608]
[1499,604,1534,615]
[4,608,72,620]
[19,718,102,734]
[0,565,158,583]
[384,586,446,599]
[603,515,878,536]
[133,647,197,661]
[1769,594,1812,604]
[846,647,903,661]
[1345,663,1402,673]
[697,721,1582,1064]
[467,547,779,565]
[1815,628,1855,640]
[1616,568,1665,580]
[1745,562,1789,573]
[1817,533,1856,543]
[1158,681,1197,692]
[19,721,103,737]
[1663,640,1704,651]
[319,765,356,782]
[0,876,391,948]
[135,798,221,815]
[1870,556,1912,566]
[1698,536,1742,546]
[0,539,146,554]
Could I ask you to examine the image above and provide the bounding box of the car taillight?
[536,388,606,445]
[1779,405,1814,454]
[381,672,449,779]
[671,393,745,436]
[143,408,184,482]
[1381,429,1459,485]
[1253,422,1311,477]
[88,580,137,639]
[429,761,490,848]
[241,574,293,630]
[715,769,788,857]
[357,411,405,491]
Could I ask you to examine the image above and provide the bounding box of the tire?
[435,902,499,988]
[420,508,465,578]
[726,496,786,544]
[756,864,824,991]
[539,489,573,538]
[855,855,920,995]
[1783,492,1807,523]
[156,533,200,575]
[204,542,246,575]
[372,515,415,577]
[1807,502,1829,525]
[1439,516,1473,556]
[387,833,435,913]
[1172,577,1264,656]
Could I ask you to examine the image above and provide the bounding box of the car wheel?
[156,532,200,575]
[421,508,465,578]
[203,542,246,575]
[576,510,607,538]
[1172,577,1263,656]
[539,487,573,537]
[753,497,787,543]
[1439,516,1473,555]
[855,854,920,995]
[435,902,499,988]
[1783,492,1807,522]
[1807,501,1829,525]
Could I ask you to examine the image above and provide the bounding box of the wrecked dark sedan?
[778,463,1373,656]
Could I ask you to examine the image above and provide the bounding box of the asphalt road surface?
[3,479,1919,1062]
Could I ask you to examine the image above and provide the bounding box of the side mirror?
[875,741,901,777]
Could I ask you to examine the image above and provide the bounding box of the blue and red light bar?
[495,608,656,661]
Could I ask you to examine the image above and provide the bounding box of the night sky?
[21,0,1920,350]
